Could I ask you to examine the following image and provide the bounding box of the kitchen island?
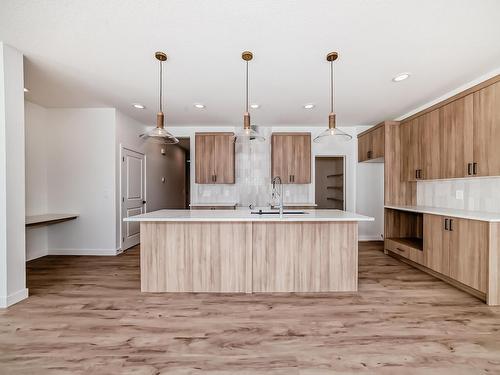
[125,209,373,293]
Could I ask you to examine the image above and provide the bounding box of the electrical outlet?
[455,190,464,200]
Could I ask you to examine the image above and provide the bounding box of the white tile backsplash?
[417,177,500,213]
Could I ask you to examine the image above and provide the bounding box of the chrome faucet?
[271,176,284,218]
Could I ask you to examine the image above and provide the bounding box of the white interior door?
[121,147,145,250]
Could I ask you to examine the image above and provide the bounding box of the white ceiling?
[1,0,500,127]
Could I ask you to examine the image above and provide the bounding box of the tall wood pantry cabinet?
[271,133,311,184]
[195,132,235,184]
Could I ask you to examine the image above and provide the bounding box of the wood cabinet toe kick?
[139,221,359,293]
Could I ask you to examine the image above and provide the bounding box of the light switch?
[455,190,464,200]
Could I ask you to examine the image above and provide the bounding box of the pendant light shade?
[140,51,179,145]
[235,51,265,143]
[313,52,352,143]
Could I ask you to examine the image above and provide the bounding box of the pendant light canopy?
[140,51,179,144]
[235,51,265,143]
[313,52,352,143]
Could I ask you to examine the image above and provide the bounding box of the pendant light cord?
[159,59,163,112]
[245,60,249,113]
[330,60,334,113]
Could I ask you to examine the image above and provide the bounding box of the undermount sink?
[251,209,308,215]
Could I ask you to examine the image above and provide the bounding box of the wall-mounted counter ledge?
[385,205,500,222]
[26,214,79,227]
[126,209,373,294]
[125,209,373,222]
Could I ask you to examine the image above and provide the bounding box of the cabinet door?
[449,218,488,292]
[195,134,215,184]
[401,119,421,182]
[291,134,311,183]
[440,95,474,179]
[371,126,385,159]
[423,214,450,276]
[271,134,291,182]
[358,132,372,162]
[214,134,235,184]
[473,81,500,177]
[420,109,441,180]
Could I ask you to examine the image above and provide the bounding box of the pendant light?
[235,51,265,143]
[313,52,352,143]
[140,51,179,144]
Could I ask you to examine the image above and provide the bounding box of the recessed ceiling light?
[23,88,29,93]
[392,73,410,82]
[250,103,260,109]
[303,103,315,109]
[132,103,145,109]
[193,103,205,109]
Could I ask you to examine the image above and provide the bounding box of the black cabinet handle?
[467,163,472,175]
[418,169,422,179]
[449,219,453,231]
[444,218,449,231]
[473,162,478,175]
[415,170,418,179]
[214,175,217,182]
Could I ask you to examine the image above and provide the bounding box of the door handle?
[292,175,295,182]
[214,174,217,182]
[467,163,472,175]
[142,200,146,205]
[444,218,449,231]
[473,162,478,175]
[415,169,418,180]
[449,219,453,231]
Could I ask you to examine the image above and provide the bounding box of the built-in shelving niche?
[384,208,423,252]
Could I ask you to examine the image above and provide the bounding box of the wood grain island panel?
[140,220,359,293]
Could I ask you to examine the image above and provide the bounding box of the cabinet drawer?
[385,238,424,265]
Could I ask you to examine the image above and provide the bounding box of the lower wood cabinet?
[385,208,499,305]
[423,214,488,293]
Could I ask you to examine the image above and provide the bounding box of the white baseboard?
[0,288,29,308]
[48,248,120,256]
[359,235,384,242]
[26,249,49,261]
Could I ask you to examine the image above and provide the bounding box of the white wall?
[45,108,118,255]
[25,101,49,260]
[0,43,27,307]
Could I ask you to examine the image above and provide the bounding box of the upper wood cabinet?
[195,132,235,184]
[401,118,421,181]
[473,80,500,177]
[400,77,500,181]
[419,109,441,180]
[358,124,384,162]
[439,95,474,179]
[271,133,311,184]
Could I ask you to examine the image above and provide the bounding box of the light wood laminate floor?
[1,242,500,374]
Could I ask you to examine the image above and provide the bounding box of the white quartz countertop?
[385,205,500,222]
[189,203,238,207]
[125,209,374,222]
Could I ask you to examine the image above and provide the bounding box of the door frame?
[120,145,147,252]
[314,155,346,210]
